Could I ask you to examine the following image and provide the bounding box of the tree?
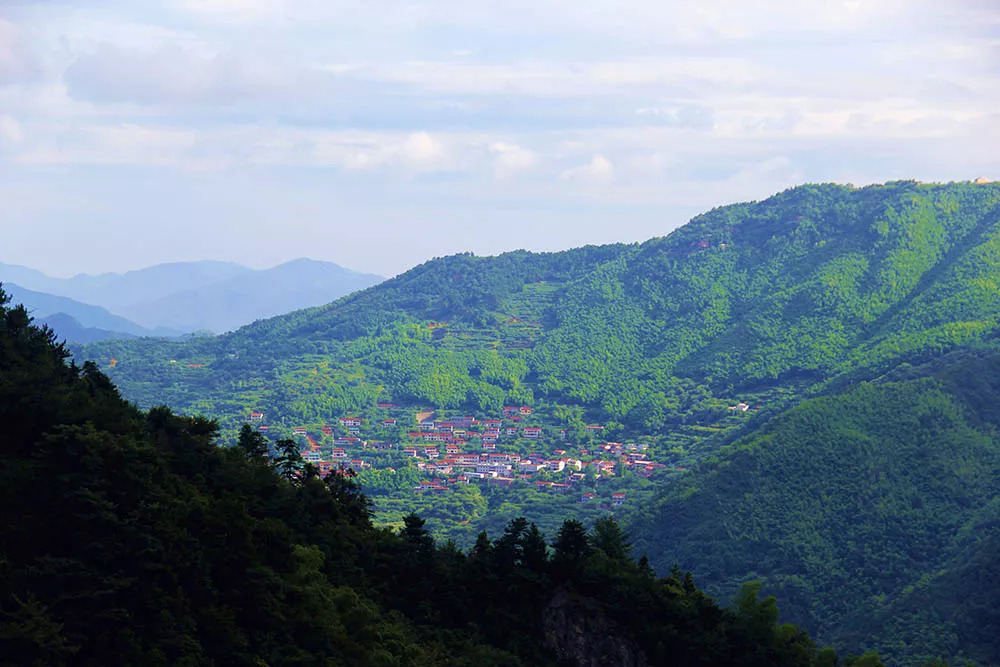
[324,470,371,526]
[237,423,269,459]
[843,651,885,667]
[469,531,493,563]
[272,438,304,483]
[733,581,781,644]
[552,519,589,572]
[591,516,631,565]
[400,513,434,557]
[522,523,549,572]
[494,517,529,569]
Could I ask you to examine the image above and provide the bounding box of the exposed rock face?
[543,587,649,667]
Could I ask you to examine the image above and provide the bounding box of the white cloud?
[399,131,446,168]
[0,115,23,145]
[341,57,767,98]
[0,17,38,85]
[63,42,316,106]
[489,142,537,179]
[171,0,289,22]
[17,123,199,167]
[560,155,614,184]
[1,0,999,276]
[312,130,452,173]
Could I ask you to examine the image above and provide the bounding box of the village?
[245,403,689,507]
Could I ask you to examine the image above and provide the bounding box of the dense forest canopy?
[65,180,1000,664]
[0,287,866,666]
[79,181,1000,425]
[634,350,1000,665]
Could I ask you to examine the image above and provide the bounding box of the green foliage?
[77,182,1000,433]
[0,286,837,666]
[634,350,1000,665]
[63,180,1000,664]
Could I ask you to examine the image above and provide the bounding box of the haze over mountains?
[0,258,383,341]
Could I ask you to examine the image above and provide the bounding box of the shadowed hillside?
[69,180,1000,664]
[0,288,848,666]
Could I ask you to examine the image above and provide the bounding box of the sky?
[1,0,998,278]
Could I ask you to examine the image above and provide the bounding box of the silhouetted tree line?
[1,287,885,665]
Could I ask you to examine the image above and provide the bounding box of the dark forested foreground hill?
[69,180,1000,664]
[0,289,871,666]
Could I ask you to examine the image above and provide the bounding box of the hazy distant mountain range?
[0,259,383,341]
[2,283,171,340]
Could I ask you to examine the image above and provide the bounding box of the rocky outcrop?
[542,587,649,667]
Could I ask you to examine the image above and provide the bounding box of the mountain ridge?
[1,258,385,334]
[72,180,1000,664]
[1,282,167,340]
[0,286,841,666]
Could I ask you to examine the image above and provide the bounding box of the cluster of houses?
[403,444,665,481]
[244,406,674,505]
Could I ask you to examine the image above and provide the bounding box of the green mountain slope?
[834,529,1000,666]
[632,350,1000,665]
[69,180,1000,663]
[77,181,1000,426]
[0,288,845,666]
[532,180,1000,411]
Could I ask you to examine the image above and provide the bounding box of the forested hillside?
[633,351,1000,665]
[79,180,1000,425]
[0,289,851,666]
[69,180,1000,663]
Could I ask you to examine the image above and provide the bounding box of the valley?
[70,179,1000,663]
[6,2,996,662]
